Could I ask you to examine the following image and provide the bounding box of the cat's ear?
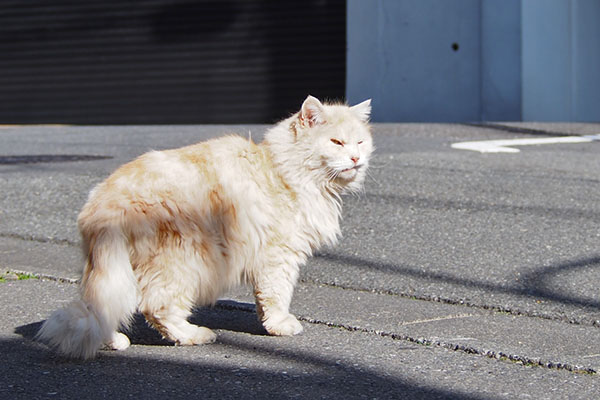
[300,95,326,127]
[351,99,372,122]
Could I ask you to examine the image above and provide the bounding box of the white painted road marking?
[451,134,600,153]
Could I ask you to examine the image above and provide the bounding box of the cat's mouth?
[337,165,361,180]
[341,164,361,173]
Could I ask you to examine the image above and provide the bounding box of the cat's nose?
[351,156,360,164]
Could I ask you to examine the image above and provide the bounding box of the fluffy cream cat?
[37,95,373,359]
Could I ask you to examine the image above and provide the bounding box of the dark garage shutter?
[0,1,346,124]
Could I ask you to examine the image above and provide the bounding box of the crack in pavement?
[216,298,597,375]
[300,277,599,329]
[0,232,78,247]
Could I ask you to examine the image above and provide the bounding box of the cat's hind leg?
[143,306,216,346]
[137,259,217,346]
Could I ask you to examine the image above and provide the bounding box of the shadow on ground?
[15,300,266,347]
[11,304,485,400]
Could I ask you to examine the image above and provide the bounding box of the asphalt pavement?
[1,122,599,399]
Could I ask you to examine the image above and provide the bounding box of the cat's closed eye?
[330,138,344,146]
[358,140,364,145]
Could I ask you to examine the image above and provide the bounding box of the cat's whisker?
[326,168,341,181]
[366,170,381,186]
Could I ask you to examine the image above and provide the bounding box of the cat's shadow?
[15,300,268,347]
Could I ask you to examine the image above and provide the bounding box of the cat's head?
[295,95,374,193]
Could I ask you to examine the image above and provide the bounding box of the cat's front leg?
[252,261,303,336]
[260,311,303,336]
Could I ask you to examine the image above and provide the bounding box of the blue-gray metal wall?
[347,0,600,122]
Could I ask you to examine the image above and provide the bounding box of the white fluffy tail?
[37,228,139,359]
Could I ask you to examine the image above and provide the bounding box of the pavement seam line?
[10,278,597,375]
[3,268,79,284]
[0,232,78,247]
[300,277,600,329]
[216,300,596,375]
[303,319,597,375]
[2,230,597,328]
[8,265,598,330]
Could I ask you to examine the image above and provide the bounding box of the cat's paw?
[176,326,217,346]
[106,332,130,351]
[263,313,303,336]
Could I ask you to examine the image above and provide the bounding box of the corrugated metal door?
[0,1,346,124]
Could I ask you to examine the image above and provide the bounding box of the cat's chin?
[337,167,359,181]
